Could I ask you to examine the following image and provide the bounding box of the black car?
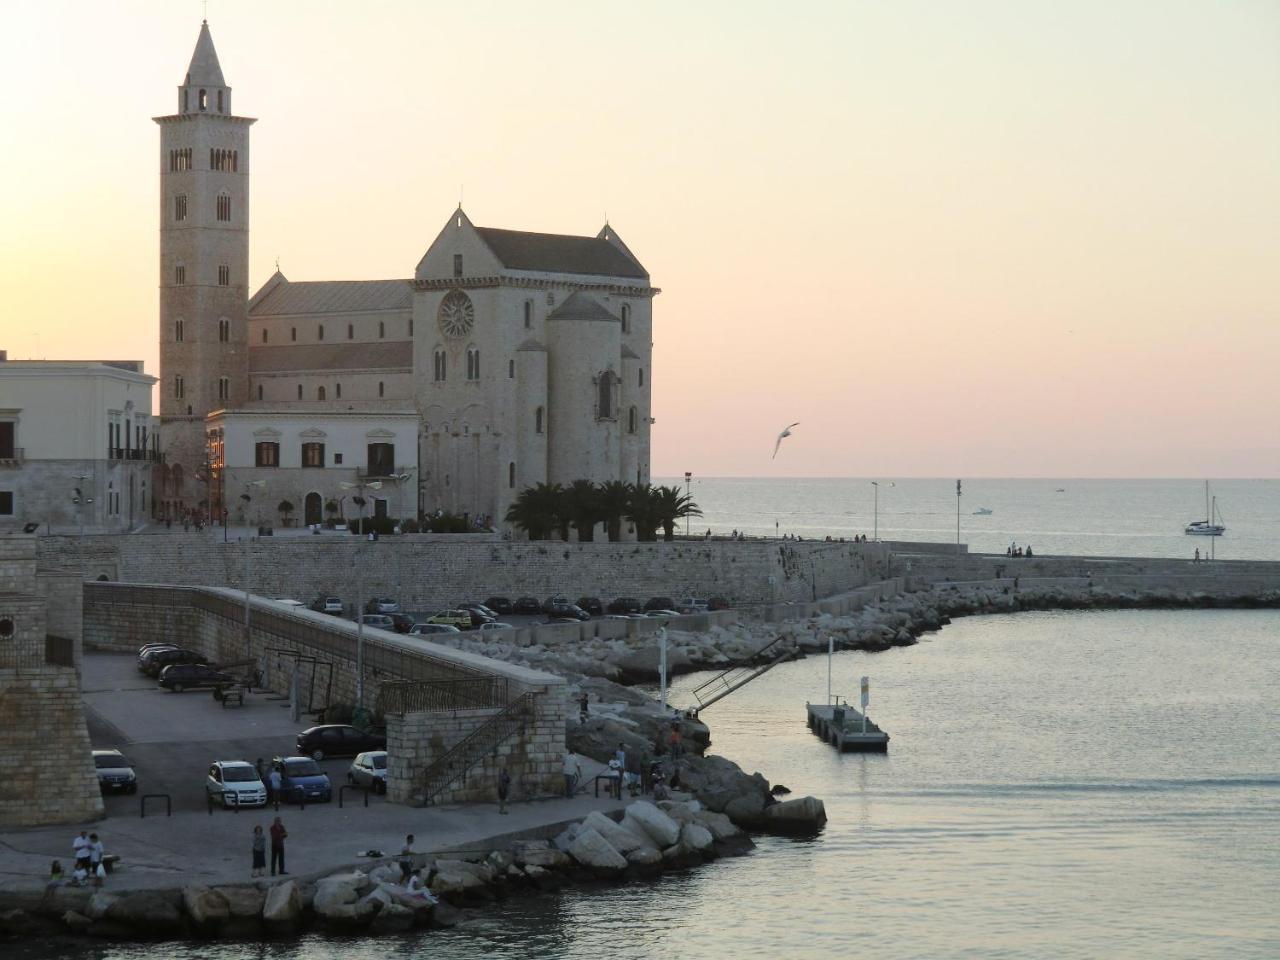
[514,597,543,615]
[542,595,571,613]
[296,724,387,761]
[463,609,495,629]
[644,596,678,612]
[607,597,644,614]
[545,602,590,621]
[576,596,603,616]
[484,596,514,615]
[459,601,500,620]
[388,613,415,634]
[158,663,235,692]
[144,647,207,677]
[136,645,179,671]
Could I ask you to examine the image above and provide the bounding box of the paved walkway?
[0,791,628,893]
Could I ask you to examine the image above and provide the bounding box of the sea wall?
[40,534,892,608]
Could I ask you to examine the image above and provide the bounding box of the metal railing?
[377,677,511,716]
[419,692,537,807]
[0,447,22,465]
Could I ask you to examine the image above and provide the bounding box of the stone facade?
[0,536,102,827]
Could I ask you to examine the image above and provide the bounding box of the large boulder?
[612,645,693,684]
[429,860,493,903]
[367,863,402,886]
[680,822,715,852]
[371,901,416,934]
[582,811,654,856]
[86,892,118,920]
[62,910,93,933]
[262,880,302,928]
[723,792,767,826]
[566,717,652,767]
[312,876,360,914]
[514,842,573,871]
[319,899,378,929]
[622,801,681,848]
[181,886,229,926]
[105,891,185,936]
[675,755,770,814]
[219,885,266,917]
[761,796,827,834]
[692,809,742,841]
[567,827,628,875]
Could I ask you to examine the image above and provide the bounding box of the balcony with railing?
[0,447,22,467]
[108,448,164,462]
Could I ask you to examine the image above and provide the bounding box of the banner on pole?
[860,675,869,708]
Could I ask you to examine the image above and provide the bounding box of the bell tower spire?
[179,20,231,115]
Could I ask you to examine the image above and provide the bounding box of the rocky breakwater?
[16,802,753,942]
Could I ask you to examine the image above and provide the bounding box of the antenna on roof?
[202,0,208,22]
[274,255,280,272]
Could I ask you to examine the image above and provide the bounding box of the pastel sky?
[2,1,1277,478]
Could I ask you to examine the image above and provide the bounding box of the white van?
[207,760,267,808]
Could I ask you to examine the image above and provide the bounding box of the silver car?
[478,622,515,632]
[359,614,395,629]
[409,622,460,636]
[347,750,387,794]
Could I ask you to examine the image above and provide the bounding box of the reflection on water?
[17,609,1280,959]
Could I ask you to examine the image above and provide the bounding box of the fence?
[377,677,512,716]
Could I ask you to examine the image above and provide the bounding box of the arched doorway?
[304,492,322,526]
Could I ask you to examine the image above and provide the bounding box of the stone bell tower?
[155,21,255,490]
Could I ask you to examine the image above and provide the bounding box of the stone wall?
[45,534,892,610]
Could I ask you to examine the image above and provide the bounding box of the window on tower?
[318,324,324,341]
[219,318,231,342]
[524,300,532,329]
[175,263,185,285]
[621,304,631,333]
[378,381,385,398]
[199,89,207,111]
[217,193,231,222]
[596,371,617,420]
[509,462,516,488]
[301,442,325,468]
[175,376,185,399]
[453,254,463,277]
[218,265,230,286]
[255,442,278,467]
[347,324,354,340]
[466,348,480,381]
[378,321,385,338]
[257,384,263,400]
[217,90,224,112]
[175,320,184,342]
[218,377,230,401]
[433,350,446,382]
[535,406,544,435]
[335,383,341,399]
[262,329,268,343]
[317,386,326,401]
[508,359,514,379]
[628,406,638,434]
[175,195,188,221]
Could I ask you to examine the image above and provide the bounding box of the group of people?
[250,817,289,877]
[52,830,107,888]
[1006,543,1034,557]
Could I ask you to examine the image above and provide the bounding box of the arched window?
[218,319,229,342]
[378,381,385,398]
[466,347,480,381]
[317,386,326,401]
[508,359,515,379]
[639,368,645,387]
[628,406,637,434]
[183,89,189,112]
[174,194,188,221]
[257,384,263,400]
[175,262,185,285]
[347,323,354,339]
[535,406,544,435]
[379,321,385,338]
[174,376,184,399]
[523,300,532,329]
[597,371,616,420]
[291,327,297,341]
[217,90,224,112]
[175,320,184,342]
[335,383,342,399]
[218,377,230,400]
[297,384,302,400]
[509,462,516,488]
[433,349,446,382]
[199,89,207,111]
[262,328,268,343]
[318,324,325,341]
[217,193,231,221]
[621,304,631,333]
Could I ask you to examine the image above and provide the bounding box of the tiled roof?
[249,278,413,317]
[248,342,413,373]
[546,291,620,323]
[475,227,647,279]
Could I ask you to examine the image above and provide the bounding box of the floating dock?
[806,701,890,752]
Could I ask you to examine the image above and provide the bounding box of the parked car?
[708,596,731,611]
[607,597,644,615]
[358,614,396,630]
[365,597,400,614]
[646,609,680,618]
[388,613,416,634]
[542,595,571,613]
[93,750,137,794]
[270,756,333,803]
[136,645,179,671]
[207,760,267,808]
[677,597,710,614]
[513,597,543,616]
[296,724,386,761]
[311,597,345,615]
[576,597,604,616]
[484,597,514,615]
[409,622,461,636]
[271,598,306,608]
[427,609,475,630]
[541,617,581,625]
[545,602,590,621]
[144,647,207,676]
[158,663,235,692]
[644,596,678,612]
[137,642,177,656]
[347,751,388,794]
[478,621,515,632]
[459,601,500,620]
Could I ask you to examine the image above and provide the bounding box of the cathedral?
[156,22,656,531]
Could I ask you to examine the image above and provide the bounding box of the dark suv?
[644,596,678,612]
[576,597,603,616]
[608,597,644,615]
[296,725,387,761]
[484,597,514,615]
[144,648,207,677]
[545,602,590,621]
[157,663,235,692]
[514,597,543,615]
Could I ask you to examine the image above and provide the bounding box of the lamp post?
[339,479,383,712]
[72,475,93,580]
[684,471,692,538]
[239,480,265,659]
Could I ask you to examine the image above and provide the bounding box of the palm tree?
[653,485,703,541]
[504,482,564,540]
[626,484,663,542]
[562,479,603,542]
[597,480,633,542]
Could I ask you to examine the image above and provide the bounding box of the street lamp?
[339,479,383,713]
[72,476,93,579]
[684,471,692,538]
[239,480,265,659]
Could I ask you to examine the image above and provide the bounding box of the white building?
[157,22,658,533]
[0,354,158,533]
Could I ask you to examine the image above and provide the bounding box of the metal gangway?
[688,636,795,711]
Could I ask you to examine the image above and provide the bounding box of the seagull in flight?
[773,422,800,459]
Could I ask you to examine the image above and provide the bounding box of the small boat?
[1185,481,1226,536]
[972,507,993,515]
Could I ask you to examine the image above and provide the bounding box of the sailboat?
[1185,481,1225,536]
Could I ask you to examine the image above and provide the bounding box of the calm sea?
[655,477,1280,561]
[14,480,1280,959]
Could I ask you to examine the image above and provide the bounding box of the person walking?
[269,817,288,875]
[398,834,416,882]
[88,833,105,887]
[251,825,266,878]
[578,692,589,724]
[563,751,580,798]
[497,767,512,814]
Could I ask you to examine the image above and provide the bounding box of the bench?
[217,686,244,708]
[101,854,121,875]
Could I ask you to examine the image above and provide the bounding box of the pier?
[807,700,890,752]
